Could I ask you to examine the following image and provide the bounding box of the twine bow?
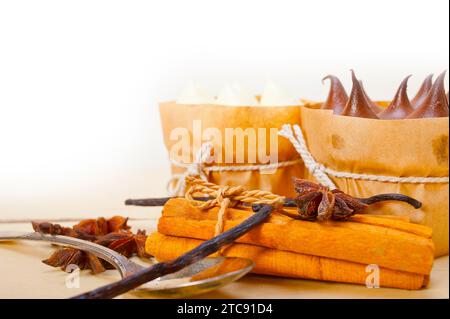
[184,176,285,241]
[167,142,214,197]
[167,141,302,197]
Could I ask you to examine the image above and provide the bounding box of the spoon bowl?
[132,256,253,298]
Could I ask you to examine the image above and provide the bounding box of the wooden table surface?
[0,209,448,299]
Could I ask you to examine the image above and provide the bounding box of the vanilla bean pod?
[125,197,211,207]
[125,194,420,210]
[125,197,298,207]
[293,178,422,221]
[125,197,171,206]
[358,193,422,209]
[71,204,273,299]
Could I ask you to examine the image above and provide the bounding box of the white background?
[0,0,448,219]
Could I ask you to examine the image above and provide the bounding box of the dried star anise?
[33,216,150,274]
[293,178,422,221]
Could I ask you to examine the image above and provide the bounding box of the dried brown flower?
[32,216,149,274]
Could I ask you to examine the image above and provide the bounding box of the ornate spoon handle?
[0,231,143,278]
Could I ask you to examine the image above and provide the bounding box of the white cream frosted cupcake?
[216,83,258,106]
[176,81,215,104]
[260,80,299,106]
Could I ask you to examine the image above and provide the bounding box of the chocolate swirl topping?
[411,74,433,109]
[321,75,348,114]
[378,75,413,119]
[340,71,378,119]
[408,71,449,118]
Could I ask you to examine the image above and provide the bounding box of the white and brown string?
[167,142,302,196]
[184,176,284,254]
[278,124,449,190]
[167,124,448,196]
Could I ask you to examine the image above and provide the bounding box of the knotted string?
[278,124,449,186]
[184,176,285,253]
[167,142,215,197]
[167,141,302,197]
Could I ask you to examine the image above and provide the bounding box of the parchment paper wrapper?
[159,101,305,198]
[159,101,448,256]
[299,105,449,257]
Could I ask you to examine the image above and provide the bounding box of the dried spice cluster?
[32,216,149,273]
[293,179,367,220]
[293,178,421,221]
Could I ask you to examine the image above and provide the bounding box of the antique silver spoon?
[0,231,254,298]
